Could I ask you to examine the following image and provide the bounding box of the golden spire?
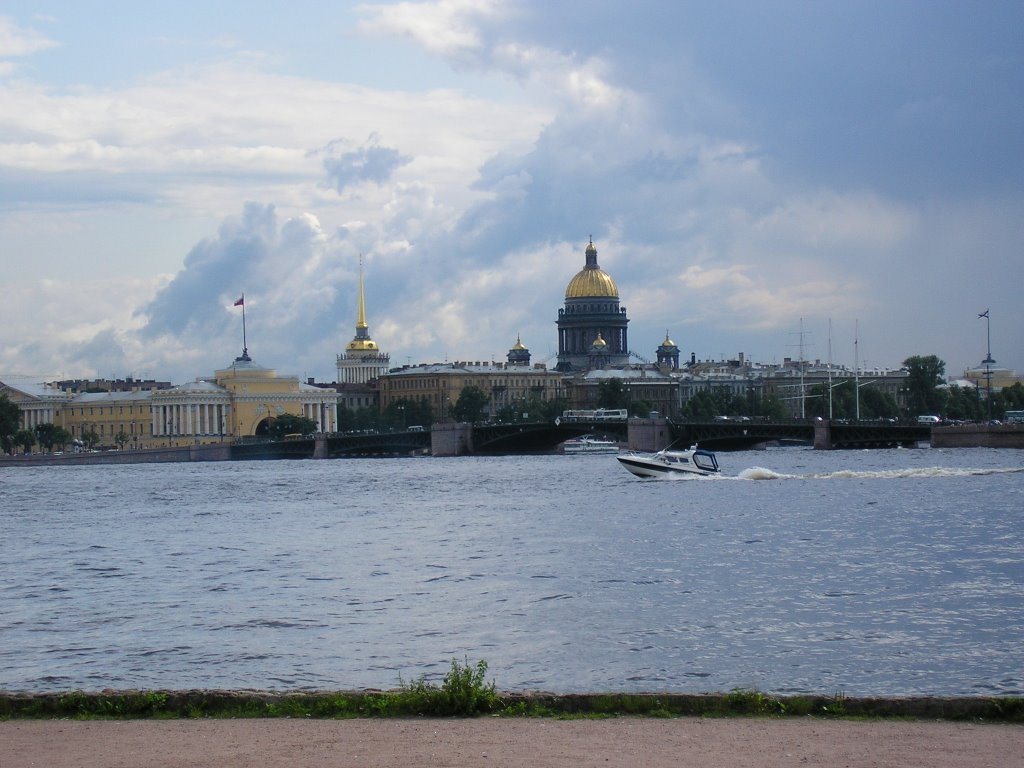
[346,254,378,351]
[356,254,368,330]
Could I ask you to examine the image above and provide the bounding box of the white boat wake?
[736,466,1024,481]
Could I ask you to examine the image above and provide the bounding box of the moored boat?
[616,446,720,478]
[562,436,620,454]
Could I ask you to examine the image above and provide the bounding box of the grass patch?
[2,666,1022,723]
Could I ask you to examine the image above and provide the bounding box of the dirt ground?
[2,717,1021,768]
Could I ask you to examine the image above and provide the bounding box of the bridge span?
[429,418,931,455]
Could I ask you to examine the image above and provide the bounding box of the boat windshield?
[692,451,718,472]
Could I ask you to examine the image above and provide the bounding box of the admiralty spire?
[336,258,390,385]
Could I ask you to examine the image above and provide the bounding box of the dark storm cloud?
[137,202,275,339]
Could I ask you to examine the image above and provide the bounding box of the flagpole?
[234,294,250,362]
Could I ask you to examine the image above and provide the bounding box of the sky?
[1,0,1022,386]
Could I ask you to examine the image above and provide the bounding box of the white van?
[916,415,941,424]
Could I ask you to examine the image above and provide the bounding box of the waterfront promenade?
[3,717,1021,768]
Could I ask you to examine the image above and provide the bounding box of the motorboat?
[616,445,720,478]
[562,436,620,454]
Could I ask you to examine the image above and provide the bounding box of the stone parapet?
[931,423,1024,448]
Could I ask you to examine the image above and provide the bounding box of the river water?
[1,447,1022,696]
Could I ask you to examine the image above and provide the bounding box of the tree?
[596,378,628,409]
[859,387,899,420]
[81,427,100,450]
[628,398,653,418]
[114,430,130,450]
[758,393,788,421]
[33,422,62,452]
[266,413,318,440]
[452,386,489,423]
[903,355,946,416]
[382,397,434,430]
[13,429,36,454]
[683,390,717,420]
[0,393,20,454]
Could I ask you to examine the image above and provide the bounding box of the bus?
[561,408,628,422]
[1005,410,1024,424]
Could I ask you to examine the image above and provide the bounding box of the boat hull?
[616,448,720,478]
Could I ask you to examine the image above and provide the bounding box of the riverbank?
[4,717,1022,768]
[3,689,1023,721]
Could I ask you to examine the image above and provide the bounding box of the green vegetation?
[0,393,22,454]
[804,379,899,420]
[903,355,947,416]
[12,428,35,454]
[681,386,787,421]
[2,660,1021,723]
[452,386,490,424]
[337,398,435,433]
[34,422,72,453]
[264,413,318,440]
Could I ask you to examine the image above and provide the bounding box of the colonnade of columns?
[300,401,337,433]
[153,402,230,437]
[19,406,58,430]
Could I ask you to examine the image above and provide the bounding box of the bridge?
[223,418,934,460]
[669,419,931,450]
[431,418,932,455]
[230,430,431,460]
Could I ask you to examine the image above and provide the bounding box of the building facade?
[1,353,339,451]
[378,357,565,423]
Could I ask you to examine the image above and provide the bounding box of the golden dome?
[660,332,677,348]
[564,237,618,298]
[511,335,528,350]
[591,332,607,349]
[565,268,619,299]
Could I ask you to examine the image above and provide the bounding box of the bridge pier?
[313,433,328,459]
[813,419,832,450]
[628,417,672,452]
[431,422,473,456]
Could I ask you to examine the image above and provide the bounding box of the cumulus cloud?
[318,135,412,193]
[0,16,58,60]
[2,1,1023,385]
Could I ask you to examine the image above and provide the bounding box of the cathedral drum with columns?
[556,239,630,371]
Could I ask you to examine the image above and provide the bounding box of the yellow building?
[378,359,565,422]
[150,355,338,446]
[961,365,1022,393]
[1,353,338,450]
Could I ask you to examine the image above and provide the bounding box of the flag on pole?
[978,309,989,319]
[234,296,244,307]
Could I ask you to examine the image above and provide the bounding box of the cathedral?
[556,238,631,371]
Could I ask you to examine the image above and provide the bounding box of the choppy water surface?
[1,447,1022,695]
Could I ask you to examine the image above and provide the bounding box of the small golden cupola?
[507,334,531,367]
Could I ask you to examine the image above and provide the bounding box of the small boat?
[562,436,620,454]
[616,445,720,478]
